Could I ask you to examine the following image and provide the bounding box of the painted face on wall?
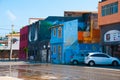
[104,30,120,42]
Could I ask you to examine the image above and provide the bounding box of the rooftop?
[99,0,107,3]
[45,16,83,22]
[64,11,97,14]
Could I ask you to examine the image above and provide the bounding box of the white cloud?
[6,10,16,21]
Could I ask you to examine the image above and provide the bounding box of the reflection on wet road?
[0,64,120,80]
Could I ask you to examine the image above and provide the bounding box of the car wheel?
[72,60,78,65]
[112,61,118,66]
[88,61,95,66]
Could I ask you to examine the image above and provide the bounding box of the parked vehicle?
[70,43,101,65]
[70,53,85,65]
[84,52,120,66]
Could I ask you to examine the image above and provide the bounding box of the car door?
[90,54,102,64]
[99,54,111,65]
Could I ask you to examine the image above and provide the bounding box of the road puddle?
[17,68,58,80]
[1,64,118,80]
[40,75,58,79]
[0,64,89,80]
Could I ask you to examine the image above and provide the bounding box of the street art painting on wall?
[104,30,120,42]
[50,19,79,64]
[29,24,38,42]
[28,20,53,62]
[78,13,98,31]
[39,21,53,41]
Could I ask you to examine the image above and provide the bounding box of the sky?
[0,0,100,36]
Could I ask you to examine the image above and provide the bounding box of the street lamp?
[43,45,46,49]
[48,44,50,48]
[43,43,50,63]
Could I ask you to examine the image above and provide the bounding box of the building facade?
[28,20,52,62]
[6,33,20,60]
[19,26,29,60]
[64,11,100,43]
[50,19,78,64]
[98,0,120,58]
[28,21,40,61]
[0,33,20,60]
[49,11,101,64]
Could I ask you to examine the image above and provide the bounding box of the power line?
[0,28,19,31]
[0,24,23,27]
[0,24,21,26]
[0,28,11,30]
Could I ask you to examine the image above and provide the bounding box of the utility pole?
[10,24,14,60]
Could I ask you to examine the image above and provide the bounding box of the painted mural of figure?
[106,34,110,41]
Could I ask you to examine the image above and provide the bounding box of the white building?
[0,33,20,59]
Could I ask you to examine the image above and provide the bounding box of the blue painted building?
[50,19,79,64]
[49,15,101,64]
[28,16,83,63]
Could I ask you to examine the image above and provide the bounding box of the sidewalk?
[0,61,28,65]
[0,76,23,80]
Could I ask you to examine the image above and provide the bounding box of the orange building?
[64,11,100,43]
[98,0,120,58]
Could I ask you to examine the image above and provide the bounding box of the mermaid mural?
[29,25,38,42]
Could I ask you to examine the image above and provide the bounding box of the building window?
[112,2,118,14]
[58,27,62,38]
[58,45,62,61]
[53,46,56,54]
[53,28,56,37]
[102,2,118,16]
[102,6,106,16]
[58,45,62,54]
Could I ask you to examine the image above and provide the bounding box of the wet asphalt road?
[0,63,120,80]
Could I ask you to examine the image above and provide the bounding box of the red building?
[19,26,29,60]
[98,0,120,58]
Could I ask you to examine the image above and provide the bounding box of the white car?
[84,52,120,66]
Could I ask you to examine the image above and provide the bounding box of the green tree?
[9,31,17,34]
[24,47,28,53]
